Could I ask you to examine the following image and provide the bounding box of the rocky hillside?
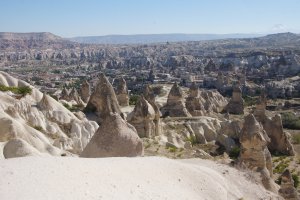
[0,71,98,158]
[0,32,77,50]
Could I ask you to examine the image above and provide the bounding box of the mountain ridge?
[68,33,266,44]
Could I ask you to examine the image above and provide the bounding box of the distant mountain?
[0,32,62,41]
[68,33,264,44]
[245,32,300,47]
[0,32,76,50]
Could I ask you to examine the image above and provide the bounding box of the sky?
[0,0,299,37]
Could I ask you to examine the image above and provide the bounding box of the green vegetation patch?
[243,95,257,107]
[186,135,198,146]
[229,146,240,159]
[0,85,32,96]
[281,112,300,130]
[129,95,140,106]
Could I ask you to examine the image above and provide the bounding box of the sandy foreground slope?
[0,156,281,200]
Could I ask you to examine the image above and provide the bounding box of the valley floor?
[0,156,281,200]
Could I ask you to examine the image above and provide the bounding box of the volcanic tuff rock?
[60,88,70,101]
[80,113,143,157]
[128,96,156,138]
[278,169,299,200]
[225,85,244,114]
[254,93,295,156]
[79,80,91,103]
[0,71,98,157]
[199,90,228,113]
[239,114,278,193]
[69,87,84,105]
[114,77,129,107]
[185,82,205,116]
[161,82,191,117]
[85,73,123,122]
[3,138,41,159]
[143,85,161,136]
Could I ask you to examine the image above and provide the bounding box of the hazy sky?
[0,0,299,37]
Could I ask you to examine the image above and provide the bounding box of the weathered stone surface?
[279,169,299,200]
[161,82,191,117]
[200,90,228,113]
[3,138,41,158]
[69,87,84,105]
[143,85,161,135]
[37,93,53,111]
[186,82,205,116]
[254,91,267,122]
[225,86,244,114]
[239,114,278,193]
[263,114,295,156]
[114,77,129,106]
[254,92,295,156]
[60,88,70,101]
[85,73,122,122]
[80,80,91,103]
[80,113,143,157]
[128,96,156,138]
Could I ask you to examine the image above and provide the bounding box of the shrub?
[63,103,72,110]
[243,95,257,107]
[0,85,32,96]
[129,95,139,105]
[186,135,198,146]
[229,146,240,159]
[33,126,43,132]
[292,134,300,144]
[281,112,300,130]
[168,146,177,153]
[293,174,300,188]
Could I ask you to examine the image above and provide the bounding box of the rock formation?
[225,85,244,114]
[199,90,228,113]
[85,73,123,122]
[69,87,84,105]
[60,87,70,101]
[128,96,156,138]
[239,114,278,192]
[81,73,143,157]
[0,72,99,157]
[254,92,295,156]
[161,82,191,117]
[279,169,299,200]
[143,85,161,136]
[81,114,143,157]
[37,93,53,111]
[80,80,91,103]
[114,77,129,106]
[185,82,205,116]
[253,91,267,122]
[3,138,41,158]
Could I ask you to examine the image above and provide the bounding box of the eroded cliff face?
[239,114,278,193]
[0,71,98,158]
